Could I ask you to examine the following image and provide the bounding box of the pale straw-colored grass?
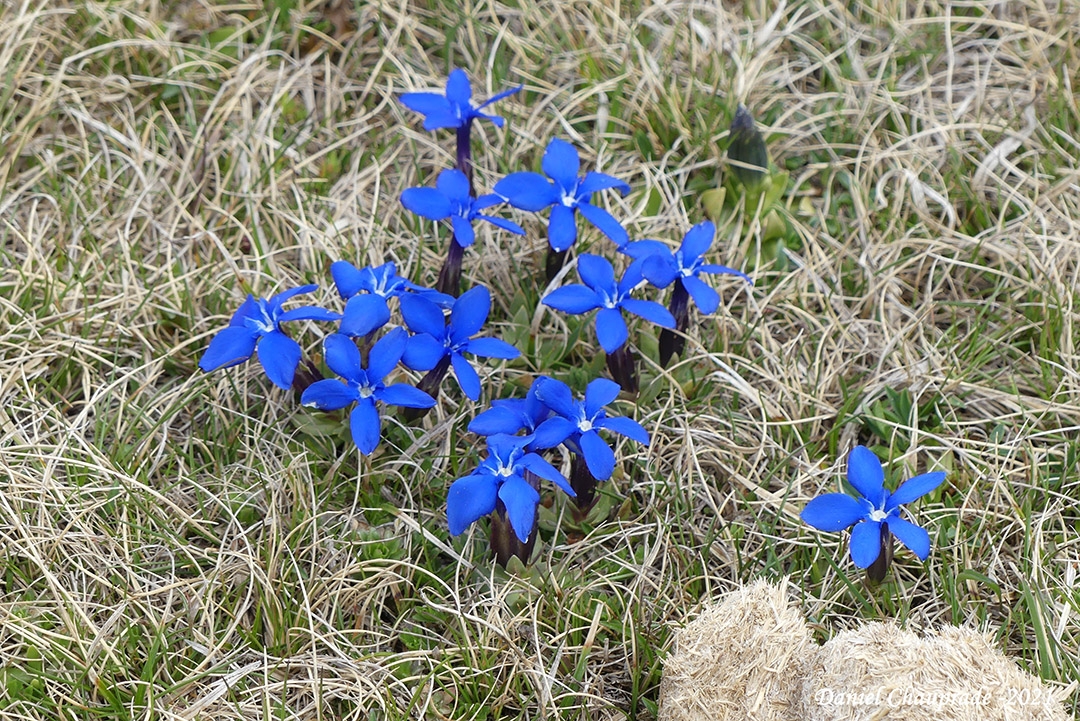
[1,0,1078,718]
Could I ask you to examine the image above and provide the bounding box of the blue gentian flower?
[468,378,552,439]
[399,286,520,401]
[541,254,676,352]
[331,261,452,338]
[801,445,946,568]
[400,168,525,248]
[198,285,340,390]
[300,330,436,455]
[446,433,575,543]
[622,221,752,314]
[399,68,522,131]
[531,377,649,481]
[494,138,631,251]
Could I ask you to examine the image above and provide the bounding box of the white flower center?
[560,193,576,207]
[496,464,514,477]
[869,508,888,522]
[357,386,374,399]
[579,419,593,432]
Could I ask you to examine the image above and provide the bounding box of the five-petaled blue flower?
[542,254,676,352]
[400,68,522,131]
[468,377,552,441]
[300,329,436,455]
[401,168,525,248]
[331,260,451,338]
[801,445,946,568]
[400,285,520,401]
[198,285,340,390]
[531,377,649,481]
[494,138,631,251]
[622,221,752,314]
[446,433,575,543]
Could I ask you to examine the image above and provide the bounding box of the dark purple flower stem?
[401,354,451,422]
[866,522,894,584]
[435,239,464,297]
[435,124,475,298]
[489,471,540,567]
[544,247,569,282]
[659,279,690,367]
[568,454,596,522]
[605,343,638,394]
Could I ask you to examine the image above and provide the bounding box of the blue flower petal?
[475,111,505,127]
[577,202,628,246]
[594,307,628,352]
[446,474,499,536]
[400,92,451,115]
[542,138,580,193]
[350,398,381,455]
[681,275,721,315]
[621,298,676,328]
[849,520,883,568]
[641,253,679,289]
[476,84,522,109]
[323,333,364,382]
[422,111,462,131]
[577,171,630,196]
[399,293,446,338]
[547,204,578,252]
[521,453,575,496]
[401,187,452,220]
[533,377,575,417]
[498,474,541,544]
[620,240,671,261]
[436,168,470,202]
[576,254,616,293]
[476,215,525,235]
[339,294,391,338]
[532,416,577,449]
[445,69,472,106]
[474,194,504,211]
[468,405,527,436]
[579,429,616,480]
[268,284,319,315]
[465,337,520,359]
[450,214,475,247]
[583,377,621,416]
[377,383,436,409]
[450,352,482,401]
[199,326,259,372]
[402,333,447,371]
[885,516,932,560]
[367,327,408,382]
[679,221,715,260]
[449,286,490,344]
[256,330,301,390]
[596,416,649,446]
[330,261,365,299]
[617,258,647,296]
[278,306,342,323]
[800,493,867,532]
[542,285,601,314]
[228,295,262,327]
[486,433,530,464]
[301,379,359,410]
[847,446,886,507]
[493,172,557,211]
[886,471,946,511]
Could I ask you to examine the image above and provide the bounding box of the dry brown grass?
[1,0,1079,718]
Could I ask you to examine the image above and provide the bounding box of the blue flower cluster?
[198,264,520,456]
[198,68,760,567]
